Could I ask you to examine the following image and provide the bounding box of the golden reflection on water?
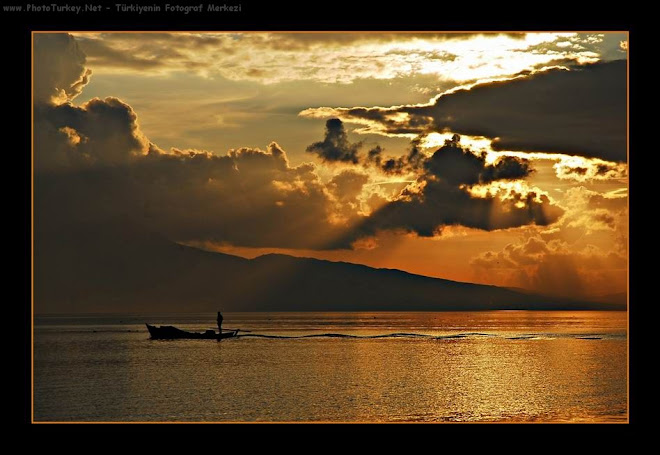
[34,311,627,422]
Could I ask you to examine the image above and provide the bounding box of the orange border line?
[31,30,35,425]
[31,30,631,425]
[33,30,630,34]
[625,31,630,424]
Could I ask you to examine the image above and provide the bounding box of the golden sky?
[35,32,628,299]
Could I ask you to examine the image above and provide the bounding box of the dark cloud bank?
[319,61,627,162]
[307,123,561,244]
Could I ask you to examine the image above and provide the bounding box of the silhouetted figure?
[217,311,223,335]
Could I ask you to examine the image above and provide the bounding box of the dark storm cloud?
[318,61,627,162]
[563,167,588,176]
[328,136,561,247]
[342,179,561,243]
[423,135,533,185]
[302,124,554,247]
[306,119,362,164]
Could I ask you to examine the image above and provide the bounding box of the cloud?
[353,181,560,240]
[374,139,426,176]
[558,186,628,237]
[72,32,617,87]
[34,34,353,250]
[259,32,529,50]
[471,184,628,296]
[33,34,150,171]
[422,135,533,185]
[36,142,358,250]
[328,170,369,202]
[34,33,595,257]
[306,119,362,164]
[330,136,561,246]
[302,125,553,246]
[35,98,150,171]
[471,236,626,297]
[76,37,170,70]
[74,33,233,72]
[553,156,628,181]
[34,33,91,104]
[327,170,372,222]
[302,61,627,162]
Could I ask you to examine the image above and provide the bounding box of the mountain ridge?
[253,252,489,287]
[34,226,626,313]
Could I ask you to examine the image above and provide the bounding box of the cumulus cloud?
[302,125,553,246]
[326,170,372,222]
[328,170,369,202]
[34,33,92,104]
[471,236,626,297]
[330,136,561,246]
[36,141,358,249]
[301,61,627,162]
[35,98,150,170]
[557,186,628,238]
[34,34,352,250]
[306,119,362,164]
[471,184,628,296]
[34,34,150,171]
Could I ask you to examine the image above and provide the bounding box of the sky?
[34,32,628,299]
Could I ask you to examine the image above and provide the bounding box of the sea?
[33,311,627,423]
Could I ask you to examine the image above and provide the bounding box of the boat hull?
[146,323,237,340]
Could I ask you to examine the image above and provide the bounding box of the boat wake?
[241,332,498,340]
[236,332,622,340]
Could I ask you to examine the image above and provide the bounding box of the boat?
[146,323,238,340]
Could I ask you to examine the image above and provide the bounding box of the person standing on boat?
[217,311,223,335]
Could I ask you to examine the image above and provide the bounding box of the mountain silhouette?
[34,223,625,313]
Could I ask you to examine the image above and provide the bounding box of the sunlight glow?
[419,132,493,151]
[73,32,609,87]
[466,180,552,204]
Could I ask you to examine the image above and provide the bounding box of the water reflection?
[34,311,627,422]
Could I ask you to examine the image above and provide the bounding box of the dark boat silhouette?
[146,323,238,340]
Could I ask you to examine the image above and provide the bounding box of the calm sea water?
[34,311,627,422]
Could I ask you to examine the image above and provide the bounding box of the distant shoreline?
[33,308,628,317]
